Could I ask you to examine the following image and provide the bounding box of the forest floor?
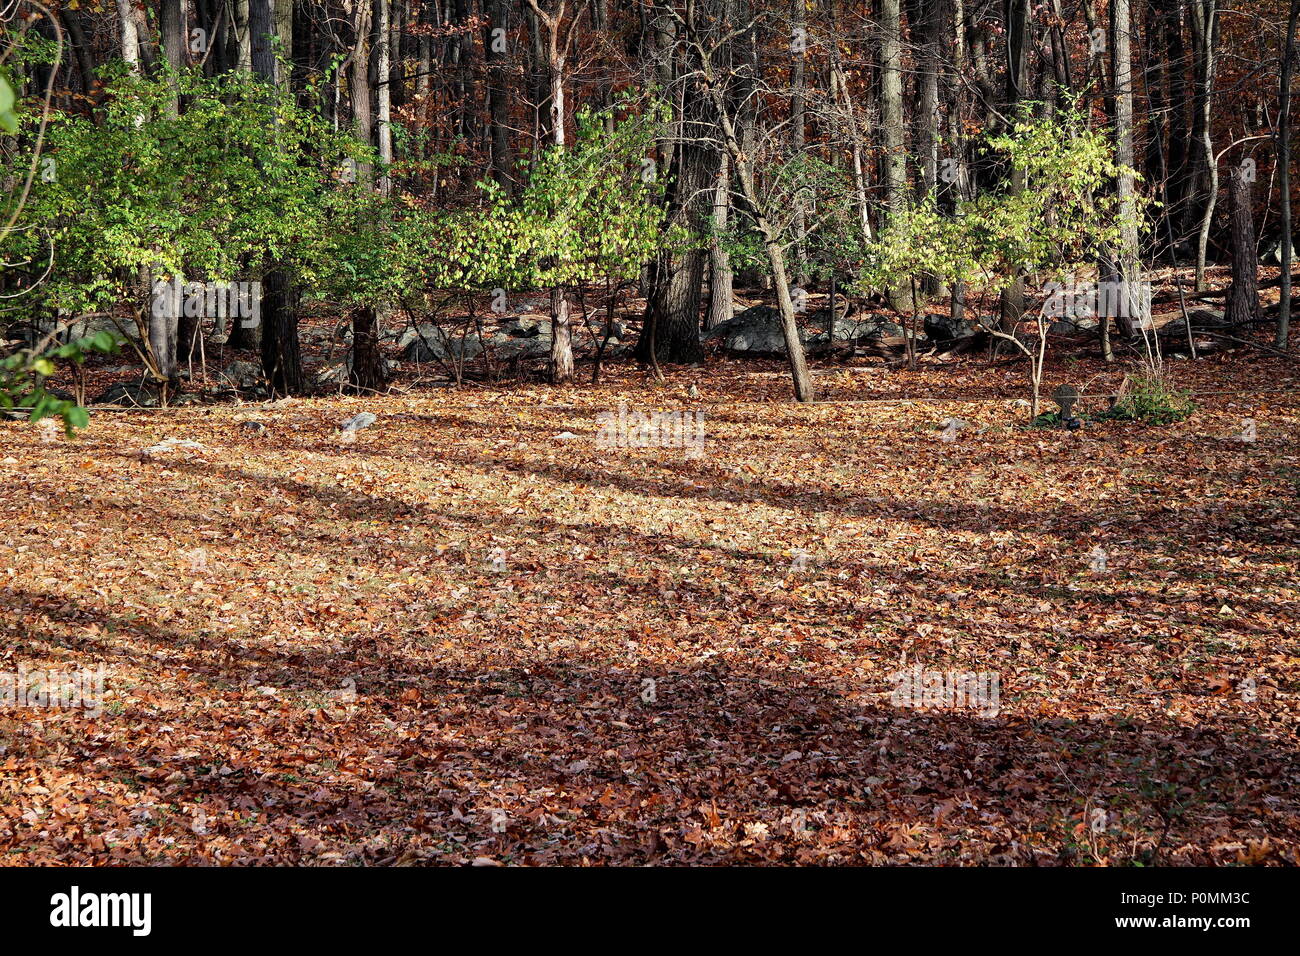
[1,344,1299,864]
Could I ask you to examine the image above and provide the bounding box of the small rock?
[340,412,377,432]
[141,437,211,459]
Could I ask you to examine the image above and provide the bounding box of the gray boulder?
[704,305,801,354]
[94,382,159,407]
[491,335,554,360]
[403,333,483,363]
[924,313,979,344]
[218,361,264,388]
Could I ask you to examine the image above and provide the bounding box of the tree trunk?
[60,6,96,97]
[251,0,303,391]
[1224,163,1260,327]
[550,287,575,384]
[159,0,186,117]
[349,307,387,393]
[261,269,303,395]
[880,0,912,311]
[1111,0,1141,337]
[233,0,253,74]
[707,150,734,329]
[999,0,1031,333]
[115,0,141,72]
[789,0,807,286]
[484,0,514,195]
[1279,0,1299,347]
[1189,0,1219,290]
[640,81,713,364]
[376,0,392,195]
[524,0,576,381]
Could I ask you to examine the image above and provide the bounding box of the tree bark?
[707,149,734,329]
[1111,0,1142,337]
[1279,0,1299,347]
[1189,0,1219,290]
[880,0,912,311]
[159,0,186,118]
[1224,163,1260,327]
[998,0,1031,333]
[349,306,387,393]
[483,0,514,195]
[376,0,392,195]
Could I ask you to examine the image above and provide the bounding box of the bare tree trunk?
[234,0,253,74]
[1111,0,1141,337]
[707,150,734,329]
[1189,0,1219,290]
[60,6,96,97]
[1279,0,1299,347]
[159,0,186,119]
[250,0,303,392]
[376,0,392,195]
[115,0,141,72]
[918,0,943,296]
[1224,163,1260,327]
[550,287,574,383]
[349,307,386,393]
[831,59,872,246]
[880,0,912,311]
[525,0,577,382]
[483,0,514,195]
[640,79,713,364]
[274,0,294,88]
[999,0,1031,333]
[789,0,807,286]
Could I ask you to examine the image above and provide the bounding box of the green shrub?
[1106,374,1195,425]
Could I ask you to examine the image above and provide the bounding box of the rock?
[705,304,926,355]
[809,299,852,327]
[315,361,349,385]
[924,313,978,344]
[402,330,483,363]
[1264,237,1296,264]
[141,437,210,459]
[1187,307,1227,327]
[703,305,797,354]
[340,412,377,432]
[503,317,540,337]
[1049,315,1100,334]
[218,361,263,389]
[27,314,132,347]
[315,355,398,383]
[490,335,553,361]
[94,382,159,407]
[511,297,551,315]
